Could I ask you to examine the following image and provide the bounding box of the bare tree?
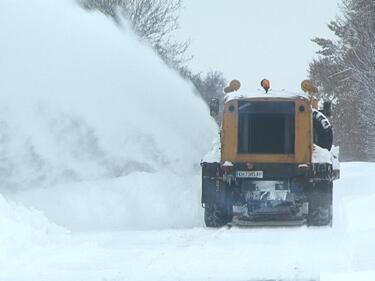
[79,0,228,118]
[180,69,227,124]
[78,0,191,67]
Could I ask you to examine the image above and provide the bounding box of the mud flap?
[202,177,227,205]
[201,162,227,205]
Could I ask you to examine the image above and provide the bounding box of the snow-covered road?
[0,228,348,281]
[2,162,375,281]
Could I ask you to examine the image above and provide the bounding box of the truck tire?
[204,203,232,228]
[313,110,333,151]
[307,182,333,226]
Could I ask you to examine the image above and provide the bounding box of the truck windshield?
[238,101,295,154]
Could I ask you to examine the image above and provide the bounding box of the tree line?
[309,0,375,161]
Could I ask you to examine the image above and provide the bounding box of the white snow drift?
[0,193,66,263]
[0,0,217,230]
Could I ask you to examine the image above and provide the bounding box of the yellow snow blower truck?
[201,79,340,227]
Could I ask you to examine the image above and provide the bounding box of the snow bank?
[334,162,375,234]
[321,271,375,281]
[10,172,203,230]
[343,194,375,233]
[0,0,217,230]
[0,193,65,262]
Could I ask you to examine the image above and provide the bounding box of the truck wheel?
[204,204,232,228]
[307,182,333,226]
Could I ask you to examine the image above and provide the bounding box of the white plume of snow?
[0,0,218,230]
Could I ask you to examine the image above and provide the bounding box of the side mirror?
[321,101,332,117]
[209,98,219,117]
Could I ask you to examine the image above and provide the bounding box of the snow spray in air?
[0,0,218,230]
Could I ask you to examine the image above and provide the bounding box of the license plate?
[236,171,264,178]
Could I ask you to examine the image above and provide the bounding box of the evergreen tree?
[309,0,375,160]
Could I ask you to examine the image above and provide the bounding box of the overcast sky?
[177,0,341,92]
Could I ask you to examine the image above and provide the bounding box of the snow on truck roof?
[224,89,309,103]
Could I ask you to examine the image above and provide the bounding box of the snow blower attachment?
[201,79,340,227]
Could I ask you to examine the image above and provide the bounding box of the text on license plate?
[236,171,264,178]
